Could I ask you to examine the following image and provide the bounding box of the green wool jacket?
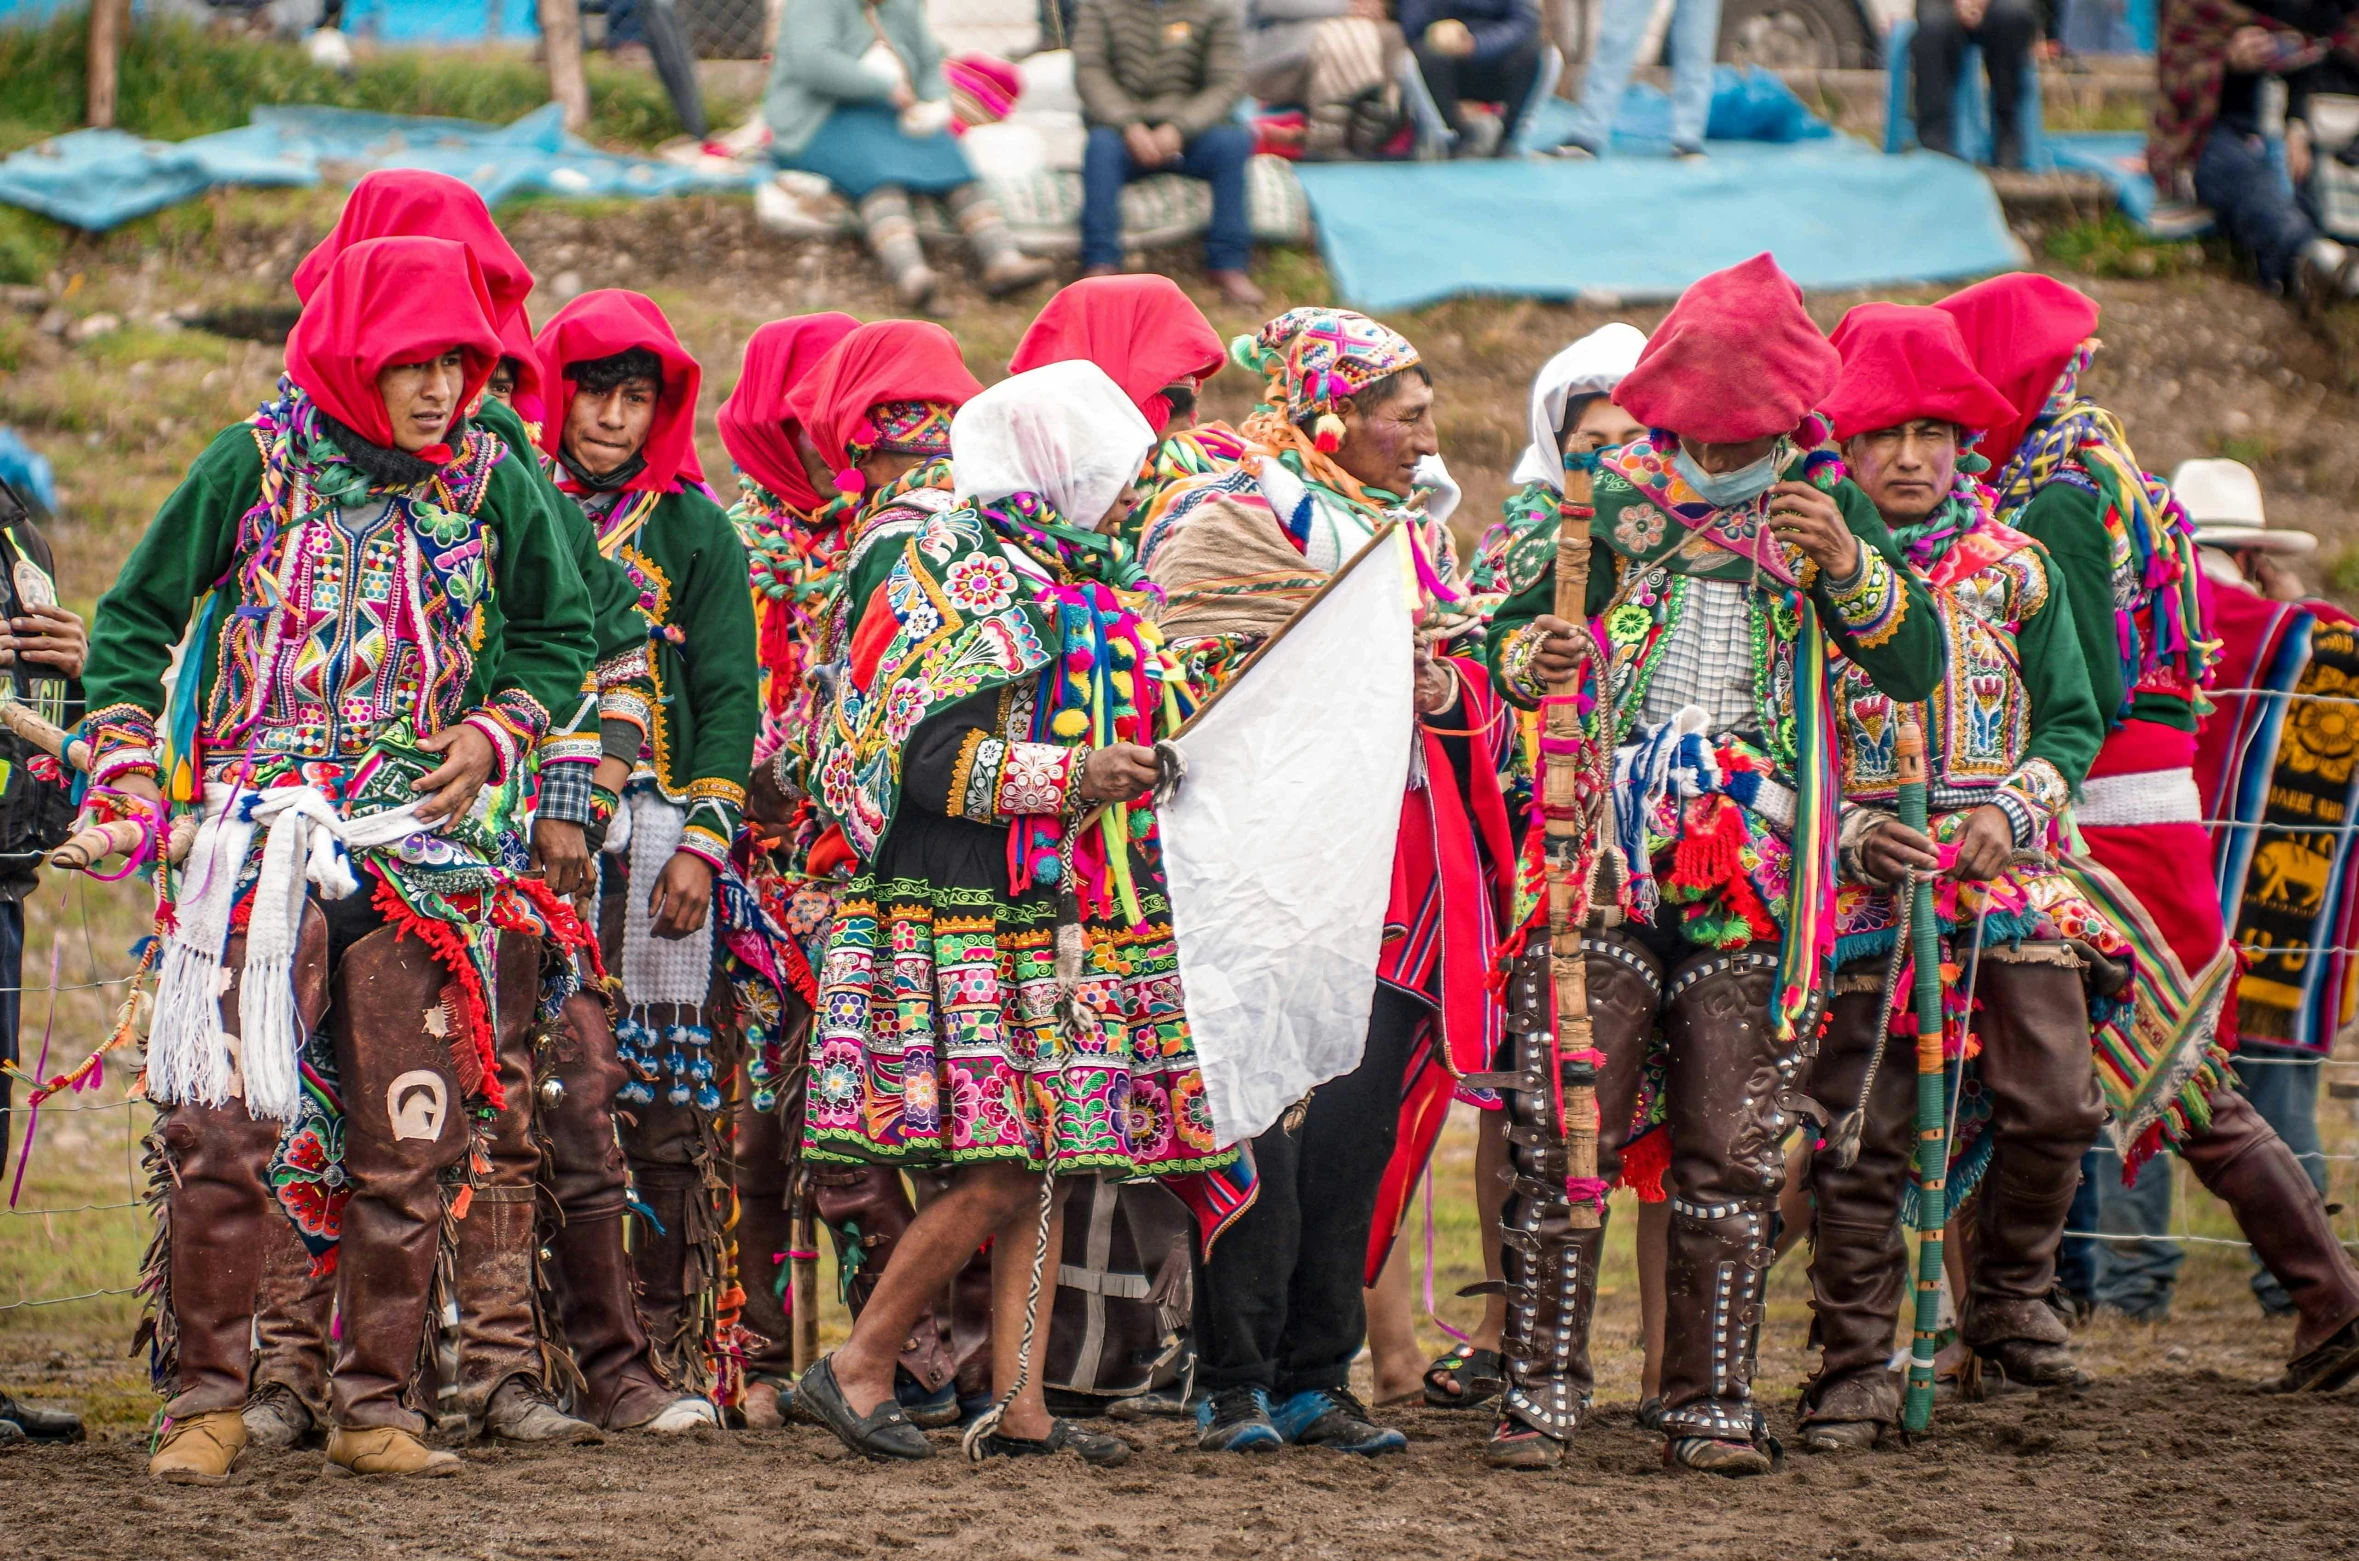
[590,484,761,864]
[2011,479,2197,733]
[1486,462,1947,734]
[84,421,592,773]
[469,396,650,745]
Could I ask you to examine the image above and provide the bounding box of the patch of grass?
[0,205,65,286]
[2329,544,2359,597]
[2045,213,2207,280]
[0,10,732,151]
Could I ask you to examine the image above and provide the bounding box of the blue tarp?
[2042,130,2163,226]
[0,103,756,231]
[1517,65,1837,155]
[1292,136,2026,312]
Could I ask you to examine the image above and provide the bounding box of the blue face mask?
[1672,441,1785,510]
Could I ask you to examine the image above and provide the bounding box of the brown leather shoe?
[241,1383,314,1452]
[1798,1419,1881,1453]
[1667,1436,1774,1476]
[1483,1418,1567,1470]
[483,1378,602,1445]
[1207,269,1266,307]
[2271,1315,2359,1394]
[1974,1336,2091,1392]
[325,1425,462,1477]
[149,1409,247,1484]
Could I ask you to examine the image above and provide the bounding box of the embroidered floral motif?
[941,554,1017,613]
[994,742,1075,817]
[1613,505,1667,555]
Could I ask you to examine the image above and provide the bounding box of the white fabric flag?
[1160,527,1418,1147]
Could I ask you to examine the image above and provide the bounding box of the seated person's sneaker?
[0,1390,83,1445]
[1667,1435,1774,1477]
[1194,1385,1283,1452]
[240,1383,313,1451]
[974,1419,1131,1467]
[324,1425,460,1477]
[1975,1337,2091,1392]
[149,1409,247,1484]
[1270,1389,1406,1455]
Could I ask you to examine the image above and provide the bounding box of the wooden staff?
[1546,468,1602,1229]
[1898,713,1948,1435]
[0,695,195,870]
[788,1166,820,1372]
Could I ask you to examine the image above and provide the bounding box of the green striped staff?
[1897,713,1948,1435]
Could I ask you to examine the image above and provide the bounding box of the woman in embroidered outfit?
[1139,306,1514,1458]
[80,236,595,1481]
[246,168,654,1456]
[710,309,864,1427]
[533,291,759,1425]
[763,317,989,1422]
[1794,302,2109,1450]
[792,360,1221,1466]
[1007,274,1239,544]
[1482,253,1944,1475]
[1394,320,1652,1418]
[1941,271,2359,1395]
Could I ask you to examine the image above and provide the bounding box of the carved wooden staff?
[1545,466,1604,1228]
[1897,714,1948,1435]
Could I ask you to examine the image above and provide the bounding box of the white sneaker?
[643,1396,720,1434]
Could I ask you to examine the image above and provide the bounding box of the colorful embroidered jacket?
[1836,506,2100,845]
[580,483,761,868]
[470,395,652,781]
[83,404,592,790]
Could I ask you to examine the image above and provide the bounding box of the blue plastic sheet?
[0,103,756,231]
[0,428,57,515]
[2042,130,2166,227]
[1517,64,1836,155]
[1292,136,2026,312]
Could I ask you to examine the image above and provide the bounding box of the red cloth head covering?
[292,170,544,419]
[788,320,982,490]
[1007,275,1224,433]
[1934,272,2101,468]
[1614,253,1839,444]
[1821,302,2018,445]
[718,313,860,511]
[535,288,706,494]
[285,236,500,453]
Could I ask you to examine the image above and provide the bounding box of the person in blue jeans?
[1073,0,1266,304]
[2192,11,2359,298]
[1557,0,1721,157]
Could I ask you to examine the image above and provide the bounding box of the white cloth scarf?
[953,360,1156,532]
[1510,322,1648,492]
[147,782,433,1122]
[621,786,714,1009]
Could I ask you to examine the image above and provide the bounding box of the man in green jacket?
[1796,303,2107,1451]
[535,291,760,1420]
[1074,0,1264,305]
[1482,255,1945,1476]
[82,238,594,1481]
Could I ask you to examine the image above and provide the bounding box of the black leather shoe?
[796,1357,933,1460]
[0,1392,82,1444]
[975,1419,1132,1468]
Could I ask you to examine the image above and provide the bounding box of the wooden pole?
[788,1169,820,1371]
[85,0,129,130]
[539,0,592,133]
[1546,466,1602,1229]
[1898,713,1949,1435]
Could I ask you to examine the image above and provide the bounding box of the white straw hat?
[2171,458,2315,554]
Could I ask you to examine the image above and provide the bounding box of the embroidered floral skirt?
[803,874,1232,1177]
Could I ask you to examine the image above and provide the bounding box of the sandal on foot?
[797,1357,932,1461]
[975,1419,1131,1468]
[1423,1344,1504,1409]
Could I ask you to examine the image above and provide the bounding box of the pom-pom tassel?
[1312,412,1346,454]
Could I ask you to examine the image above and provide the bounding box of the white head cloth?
[953,359,1157,530]
[1510,322,1649,493]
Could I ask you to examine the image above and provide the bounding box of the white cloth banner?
[1160,527,1418,1147]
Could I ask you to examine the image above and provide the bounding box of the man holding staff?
[1484,255,1945,1474]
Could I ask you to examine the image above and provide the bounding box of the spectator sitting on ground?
[1243,0,1409,159]
[1403,0,1544,156]
[1911,0,2041,168]
[2194,5,2359,301]
[1073,0,1267,304]
[762,0,1053,310]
